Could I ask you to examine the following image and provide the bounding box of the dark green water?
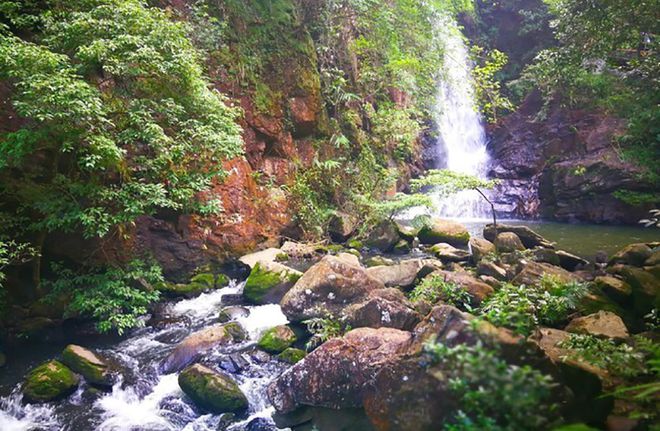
[464,220,660,259]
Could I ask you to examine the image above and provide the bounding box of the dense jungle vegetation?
[0,0,656,337]
[0,1,658,430]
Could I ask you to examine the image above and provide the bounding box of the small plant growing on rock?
[479,276,588,335]
[424,342,558,430]
[409,275,473,311]
[303,317,349,351]
[558,334,648,379]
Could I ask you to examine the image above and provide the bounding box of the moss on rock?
[277,347,306,364]
[418,219,470,247]
[243,263,300,304]
[23,360,79,403]
[61,344,113,387]
[257,325,297,353]
[178,364,248,414]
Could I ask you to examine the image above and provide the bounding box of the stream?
[0,280,290,431]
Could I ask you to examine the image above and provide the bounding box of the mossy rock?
[417,219,470,247]
[364,256,395,267]
[257,325,296,353]
[395,221,419,242]
[243,263,301,305]
[223,322,247,342]
[275,252,290,262]
[346,239,363,250]
[277,347,306,364]
[23,360,79,403]
[190,273,215,288]
[178,364,248,414]
[61,344,113,387]
[157,282,207,298]
[158,272,228,298]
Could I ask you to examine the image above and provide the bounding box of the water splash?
[0,389,61,431]
[431,16,492,219]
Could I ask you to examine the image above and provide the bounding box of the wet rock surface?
[488,91,654,223]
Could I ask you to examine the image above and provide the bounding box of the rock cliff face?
[487,91,655,223]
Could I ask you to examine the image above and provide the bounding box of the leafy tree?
[425,342,559,430]
[43,259,162,334]
[0,0,243,331]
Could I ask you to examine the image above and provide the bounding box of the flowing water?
[0,280,290,431]
[429,16,492,219]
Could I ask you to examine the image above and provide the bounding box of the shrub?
[303,317,349,351]
[409,274,473,311]
[479,275,588,335]
[425,342,558,430]
[558,334,648,379]
[43,259,162,334]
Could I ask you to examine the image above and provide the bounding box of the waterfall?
[430,17,491,220]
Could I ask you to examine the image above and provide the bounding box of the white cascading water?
[0,280,290,431]
[430,16,491,220]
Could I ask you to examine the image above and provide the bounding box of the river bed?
[0,220,658,431]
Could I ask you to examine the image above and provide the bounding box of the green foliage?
[558,334,649,379]
[0,239,39,311]
[410,169,498,193]
[43,259,162,335]
[425,342,558,430]
[470,46,514,122]
[368,104,421,161]
[612,190,659,207]
[303,317,349,351]
[610,337,660,422]
[0,0,243,239]
[409,274,473,311]
[558,334,660,422]
[480,275,588,335]
[518,0,659,183]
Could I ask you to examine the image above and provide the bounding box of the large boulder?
[411,305,533,363]
[556,250,589,271]
[267,327,412,413]
[429,243,470,262]
[469,237,495,263]
[243,262,302,305]
[395,221,420,242]
[476,261,507,281]
[61,344,115,387]
[417,219,470,247]
[23,360,79,403]
[426,270,495,305]
[512,261,582,286]
[328,211,359,243]
[364,220,400,252]
[158,272,227,298]
[594,275,632,303]
[363,357,452,431]
[609,243,653,267]
[178,364,248,414]
[645,250,660,266]
[257,325,297,353]
[160,323,245,373]
[280,255,385,322]
[529,328,613,422]
[494,232,525,253]
[484,224,554,249]
[344,288,421,331]
[365,259,440,289]
[239,248,284,268]
[612,266,660,315]
[565,311,629,340]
